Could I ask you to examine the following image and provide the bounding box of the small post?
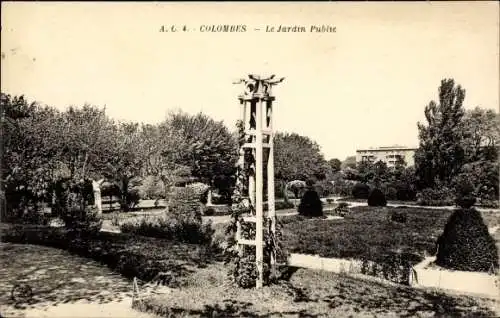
[255,98,264,289]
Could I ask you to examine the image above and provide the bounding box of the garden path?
[0,243,159,318]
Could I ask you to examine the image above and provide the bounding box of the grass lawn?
[280,206,500,266]
[134,262,499,317]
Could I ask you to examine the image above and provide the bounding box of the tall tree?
[328,158,342,174]
[414,79,467,188]
[341,156,357,170]
[274,132,328,183]
[461,107,500,162]
[166,111,238,188]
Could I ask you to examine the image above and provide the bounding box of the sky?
[1,2,499,161]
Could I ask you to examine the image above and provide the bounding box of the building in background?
[355,145,417,167]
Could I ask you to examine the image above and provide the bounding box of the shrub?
[352,183,370,199]
[297,188,323,217]
[224,216,288,289]
[436,208,499,272]
[204,207,215,216]
[110,212,122,227]
[389,210,407,223]
[416,186,455,206]
[168,187,203,224]
[333,202,350,217]
[313,180,334,198]
[453,174,477,209]
[58,179,102,235]
[383,186,398,201]
[368,188,387,207]
[126,188,141,210]
[477,199,500,209]
[455,196,476,209]
[137,176,165,200]
[120,215,214,245]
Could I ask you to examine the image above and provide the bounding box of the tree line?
[0,92,335,218]
[1,77,498,219]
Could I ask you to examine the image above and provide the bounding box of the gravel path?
[0,243,159,318]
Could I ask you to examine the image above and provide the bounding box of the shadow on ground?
[0,243,133,310]
[134,264,499,317]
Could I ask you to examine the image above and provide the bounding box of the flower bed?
[280,207,456,283]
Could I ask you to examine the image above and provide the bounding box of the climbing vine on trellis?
[222,120,288,288]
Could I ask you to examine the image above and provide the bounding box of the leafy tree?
[166,111,238,190]
[136,121,191,206]
[341,156,357,170]
[328,158,342,174]
[103,121,143,211]
[57,105,117,180]
[274,132,328,183]
[461,107,499,162]
[415,79,467,189]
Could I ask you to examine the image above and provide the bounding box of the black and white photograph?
[1,2,499,317]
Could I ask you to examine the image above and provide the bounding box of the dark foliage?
[223,213,289,289]
[455,196,476,209]
[389,210,407,223]
[352,183,370,199]
[297,189,323,217]
[436,208,499,272]
[120,216,214,245]
[333,202,350,217]
[204,207,215,216]
[121,186,213,244]
[368,188,387,207]
[416,187,455,206]
[52,178,102,234]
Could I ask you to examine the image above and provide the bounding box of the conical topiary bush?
[368,188,387,207]
[436,208,498,272]
[298,188,323,217]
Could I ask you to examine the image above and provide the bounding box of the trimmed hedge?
[436,208,499,272]
[416,187,455,207]
[120,215,214,244]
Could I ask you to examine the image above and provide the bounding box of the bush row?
[120,216,214,244]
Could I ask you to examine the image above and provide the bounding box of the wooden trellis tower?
[233,74,285,288]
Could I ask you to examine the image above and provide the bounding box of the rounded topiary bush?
[436,208,499,272]
[368,188,387,207]
[298,188,323,217]
[352,183,370,199]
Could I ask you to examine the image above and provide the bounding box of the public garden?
[1,77,499,317]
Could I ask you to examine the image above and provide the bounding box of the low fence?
[409,256,499,299]
[288,253,499,299]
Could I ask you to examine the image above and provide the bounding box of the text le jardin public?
[159,24,336,33]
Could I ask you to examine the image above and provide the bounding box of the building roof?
[356,146,418,152]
